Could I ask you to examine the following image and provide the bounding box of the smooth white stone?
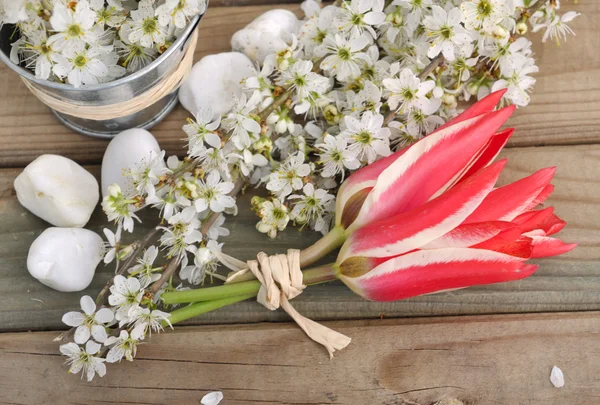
[27,227,104,292]
[101,128,165,197]
[14,154,99,228]
[231,9,299,63]
[178,52,256,116]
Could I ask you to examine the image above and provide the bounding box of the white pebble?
[101,128,165,197]
[231,9,299,63]
[27,227,104,292]
[550,366,565,388]
[14,154,99,228]
[179,52,256,116]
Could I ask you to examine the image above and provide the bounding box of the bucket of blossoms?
[0,0,206,138]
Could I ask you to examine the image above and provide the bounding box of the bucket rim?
[0,12,203,92]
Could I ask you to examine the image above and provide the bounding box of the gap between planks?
[0,1,597,168]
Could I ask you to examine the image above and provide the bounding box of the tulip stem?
[223,226,346,284]
[300,226,346,267]
[165,295,256,325]
[161,263,337,305]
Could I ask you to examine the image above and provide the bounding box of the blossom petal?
[62,311,85,327]
[95,307,114,324]
[341,248,538,302]
[80,295,96,316]
[201,391,224,405]
[74,325,91,344]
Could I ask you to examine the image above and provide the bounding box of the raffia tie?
[218,249,351,358]
[21,28,198,121]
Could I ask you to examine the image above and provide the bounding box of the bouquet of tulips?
[159,90,575,344]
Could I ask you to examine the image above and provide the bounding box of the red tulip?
[334,90,576,302]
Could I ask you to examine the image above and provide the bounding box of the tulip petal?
[529,236,577,258]
[473,235,533,259]
[421,221,516,249]
[350,107,515,231]
[341,247,537,302]
[455,128,514,185]
[465,167,556,223]
[339,160,507,261]
[335,149,408,226]
[511,207,567,235]
[438,89,508,131]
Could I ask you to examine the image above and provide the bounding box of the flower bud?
[466,81,481,96]
[442,93,457,108]
[323,105,340,125]
[516,22,528,35]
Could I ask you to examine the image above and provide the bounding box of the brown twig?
[383,54,445,126]
[95,227,161,305]
[258,88,293,119]
[149,177,246,296]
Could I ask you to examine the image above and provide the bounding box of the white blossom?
[318,33,371,82]
[193,171,236,213]
[104,330,140,363]
[256,199,290,238]
[423,6,473,61]
[267,153,311,199]
[60,340,106,382]
[62,296,114,344]
[108,275,143,323]
[48,1,97,52]
[317,134,360,178]
[340,111,390,164]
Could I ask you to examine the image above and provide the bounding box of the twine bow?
[217,249,351,358]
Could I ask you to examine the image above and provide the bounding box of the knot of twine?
[21,28,198,121]
[218,249,351,358]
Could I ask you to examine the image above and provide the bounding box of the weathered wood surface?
[1,312,599,405]
[0,1,595,168]
[0,144,593,332]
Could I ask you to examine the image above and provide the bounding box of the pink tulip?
[334,90,576,302]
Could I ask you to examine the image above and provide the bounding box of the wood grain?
[1,312,599,405]
[0,145,594,332]
[0,1,595,168]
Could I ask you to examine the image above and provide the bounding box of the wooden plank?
[0,312,599,405]
[0,1,596,168]
[0,144,594,332]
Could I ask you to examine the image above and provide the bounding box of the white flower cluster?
[58,0,578,381]
[2,0,206,87]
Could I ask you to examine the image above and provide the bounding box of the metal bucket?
[0,13,203,138]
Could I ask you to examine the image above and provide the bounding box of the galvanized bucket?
[0,13,203,138]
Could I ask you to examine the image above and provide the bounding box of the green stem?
[161,263,337,305]
[225,225,346,284]
[166,295,255,325]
